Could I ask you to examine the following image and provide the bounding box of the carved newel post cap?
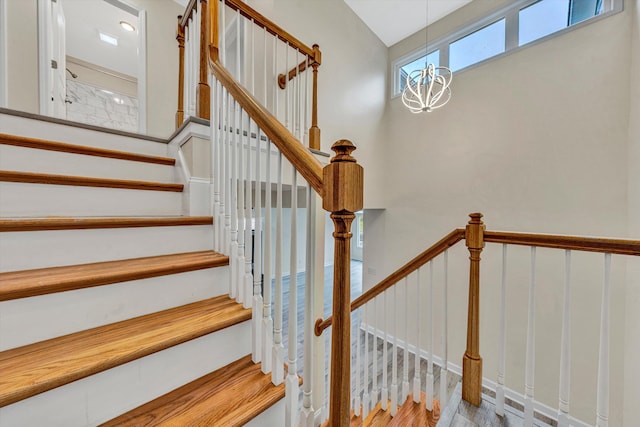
[466,212,485,249]
[322,140,364,213]
[468,212,483,223]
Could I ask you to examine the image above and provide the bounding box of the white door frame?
[37,0,147,132]
[0,0,7,108]
[37,0,52,116]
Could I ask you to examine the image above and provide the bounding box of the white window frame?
[392,0,624,98]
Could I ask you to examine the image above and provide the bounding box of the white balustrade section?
[391,284,398,416]
[242,118,252,309]
[402,277,410,401]
[212,81,221,253]
[372,296,379,408]
[426,260,434,412]
[354,309,362,417]
[496,244,507,416]
[272,152,285,385]
[524,246,537,427]
[229,99,239,300]
[440,250,449,407]
[558,249,571,427]
[363,304,370,419]
[252,128,263,363]
[285,168,299,427]
[382,290,388,411]
[301,182,316,427]
[413,269,421,404]
[261,138,273,375]
[596,253,611,427]
[236,110,246,304]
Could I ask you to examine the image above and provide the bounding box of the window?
[519,0,604,46]
[450,19,505,72]
[399,50,439,91]
[392,0,622,96]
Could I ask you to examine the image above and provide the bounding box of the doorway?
[38,0,146,133]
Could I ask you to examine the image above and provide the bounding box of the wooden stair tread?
[0,296,251,408]
[100,355,285,426]
[0,170,183,192]
[0,133,175,165]
[351,393,439,427]
[0,216,212,232]
[0,250,228,301]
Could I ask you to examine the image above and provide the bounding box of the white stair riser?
[0,113,169,157]
[0,145,177,183]
[0,320,251,427]
[0,182,183,217]
[0,225,213,272]
[0,266,229,351]
[244,398,285,427]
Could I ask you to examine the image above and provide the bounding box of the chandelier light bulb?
[402,64,453,113]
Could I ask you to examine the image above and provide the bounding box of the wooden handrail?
[223,0,315,58]
[208,58,323,194]
[314,228,466,336]
[179,0,198,28]
[484,230,640,255]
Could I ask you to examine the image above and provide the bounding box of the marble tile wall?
[66,80,138,132]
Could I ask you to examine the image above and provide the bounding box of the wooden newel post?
[176,16,185,129]
[462,212,485,406]
[196,0,210,120]
[308,44,322,151]
[323,140,363,426]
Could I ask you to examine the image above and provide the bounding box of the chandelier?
[402,63,452,113]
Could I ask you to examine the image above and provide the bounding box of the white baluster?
[596,253,611,427]
[243,118,253,308]
[220,0,225,67]
[272,152,285,385]
[273,35,278,118]
[212,80,221,253]
[223,91,231,256]
[496,244,507,416]
[236,109,246,304]
[229,98,239,300]
[402,277,410,401]
[324,327,331,422]
[296,50,302,140]
[262,139,273,374]
[558,249,572,427]
[355,309,362,417]
[251,19,255,95]
[426,261,434,412]
[391,284,398,416]
[301,182,315,427]
[304,54,310,145]
[524,246,537,427]
[285,168,299,427]
[413,269,421,404]
[284,43,290,131]
[363,304,370,419]
[183,22,190,118]
[382,290,388,411]
[252,128,263,363]
[193,6,200,115]
[440,249,449,407]
[372,295,379,408]
[218,88,227,256]
[263,26,268,105]
[236,9,241,82]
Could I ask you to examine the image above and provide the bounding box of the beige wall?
[6,0,38,113]
[378,1,632,425]
[4,0,181,138]
[247,0,388,209]
[624,0,640,425]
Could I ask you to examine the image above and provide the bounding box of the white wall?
[246,0,388,209]
[372,1,633,425]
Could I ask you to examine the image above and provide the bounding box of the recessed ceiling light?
[99,32,118,46]
[120,21,135,32]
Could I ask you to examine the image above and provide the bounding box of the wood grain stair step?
[0,250,227,301]
[0,133,175,165]
[0,170,183,192]
[0,216,212,232]
[100,354,285,426]
[350,393,439,427]
[0,295,251,408]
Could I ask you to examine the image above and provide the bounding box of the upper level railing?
[177,0,322,150]
[316,213,640,426]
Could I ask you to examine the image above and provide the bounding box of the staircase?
[0,112,284,426]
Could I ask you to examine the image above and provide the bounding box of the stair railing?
[316,213,640,427]
[178,0,361,426]
[176,0,211,127]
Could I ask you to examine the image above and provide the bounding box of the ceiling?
[64,0,139,78]
[343,0,474,47]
